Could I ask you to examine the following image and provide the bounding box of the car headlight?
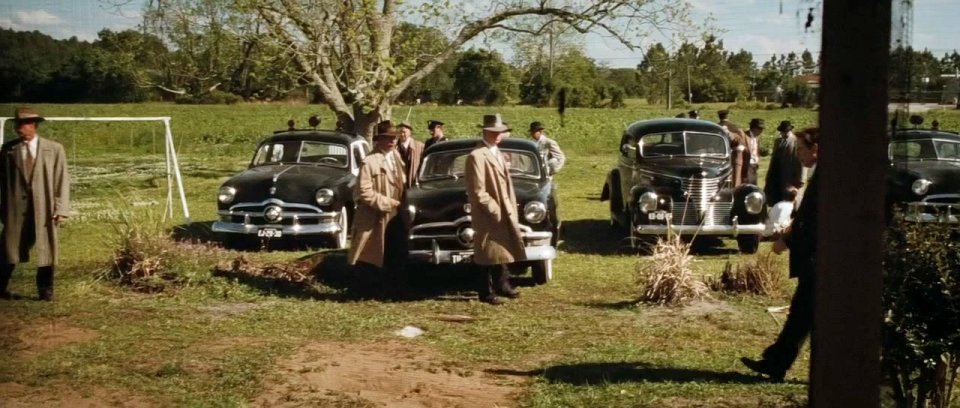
[523,201,547,223]
[638,192,658,213]
[315,188,335,205]
[744,191,765,214]
[218,186,236,204]
[912,179,932,195]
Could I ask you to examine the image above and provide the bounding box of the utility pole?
[667,68,673,110]
[687,65,692,104]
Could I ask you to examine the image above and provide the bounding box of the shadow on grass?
[171,220,339,252]
[171,221,218,243]
[576,299,641,310]
[488,362,786,385]
[560,219,626,255]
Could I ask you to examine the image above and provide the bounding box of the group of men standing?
[347,114,565,304]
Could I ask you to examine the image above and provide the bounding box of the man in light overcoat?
[466,114,525,305]
[0,107,70,301]
[397,121,424,188]
[348,121,409,299]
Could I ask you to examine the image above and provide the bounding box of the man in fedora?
[688,109,700,120]
[764,120,804,205]
[424,120,446,149]
[466,114,524,305]
[0,107,70,301]
[739,118,765,185]
[348,121,410,300]
[528,121,565,175]
[396,121,424,188]
[718,110,750,187]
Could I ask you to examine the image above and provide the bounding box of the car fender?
[731,184,766,224]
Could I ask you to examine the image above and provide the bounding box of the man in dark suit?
[764,120,804,204]
[741,127,820,382]
[424,120,446,149]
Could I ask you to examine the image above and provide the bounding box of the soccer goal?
[0,116,190,222]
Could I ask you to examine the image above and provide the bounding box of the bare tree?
[149,0,690,136]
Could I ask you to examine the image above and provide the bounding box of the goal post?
[0,116,191,222]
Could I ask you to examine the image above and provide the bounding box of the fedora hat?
[398,121,413,130]
[776,120,793,132]
[480,114,511,133]
[528,121,546,132]
[13,107,44,123]
[375,120,400,138]
[749,118,765,129]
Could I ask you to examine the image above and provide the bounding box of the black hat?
[776,120,793,132]
[427,120,444,130]
[688,109,699,118]
[749,118,765,129]
[718,109,730,119]
[529,121,546,132]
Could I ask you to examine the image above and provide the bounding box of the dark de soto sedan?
[887,128,960,223]
[213,130,370,248]
[601,118,767,253]
[405,138,559,284]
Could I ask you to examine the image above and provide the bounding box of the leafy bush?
[635,234,710,305]
[709,253,784,296]
[175,90,243,105]
[882,215,960,407]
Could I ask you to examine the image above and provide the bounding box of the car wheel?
[532,259,553,285]
[333,206,349,249]
[737,235,760,254]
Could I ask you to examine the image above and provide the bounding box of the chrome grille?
[672,177,725,226]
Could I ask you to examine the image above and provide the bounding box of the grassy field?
[0,102,956,407]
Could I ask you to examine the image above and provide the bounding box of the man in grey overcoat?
[0,107,70,301]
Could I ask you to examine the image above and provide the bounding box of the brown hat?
[13,107,44,124]
[749,118,765,129]
[481,114,511,132]
[375,120,400,138]
[398,121,413,130]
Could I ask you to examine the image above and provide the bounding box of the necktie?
[23,144,34,183]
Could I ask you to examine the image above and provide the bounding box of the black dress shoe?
[740,357,785,382]
[38,288,54,302]
[0,290,13,300]
[479,295,506,305]
[497,287,520,299]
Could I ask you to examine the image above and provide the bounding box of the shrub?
[175,90,243,105]
[635,234,710,305]
[709,252,784,297]
[882,215,960,407]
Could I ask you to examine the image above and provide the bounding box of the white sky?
[1,0,957,68]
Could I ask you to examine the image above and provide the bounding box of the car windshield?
[252,141,349,168]
[419,149,541,181]
[639,131,727,158]
[889,139,960,161]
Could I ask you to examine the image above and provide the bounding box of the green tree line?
[2,27,957,107]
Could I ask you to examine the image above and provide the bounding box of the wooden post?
[811,0,890,406]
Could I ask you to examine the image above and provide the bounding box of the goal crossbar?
[0,116,191,222]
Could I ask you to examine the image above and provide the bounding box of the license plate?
[257,228,282,238]
[451,253,473,263]
[651,211,671,221]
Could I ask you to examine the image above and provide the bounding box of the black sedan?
[887,128,960,223]
[405,138,559,284]
[213,131,370,248]
[601,118,767,253]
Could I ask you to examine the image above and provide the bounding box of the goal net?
[0,116,190,222]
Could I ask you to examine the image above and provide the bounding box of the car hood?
[224,164,350,204]
[890,160,960,195]
[408,177,549,224]
[640,156,731,179]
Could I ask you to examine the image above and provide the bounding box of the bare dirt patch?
[255,341,525,407]
[0,382,155,407]
[10,319,99,359]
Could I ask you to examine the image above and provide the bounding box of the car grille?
[409,219,473,250]
[672,177,729,226]
[225,204,327,226]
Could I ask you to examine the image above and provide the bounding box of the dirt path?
[255,341,526,407]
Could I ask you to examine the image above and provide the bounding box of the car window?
[890,140,936,160]
[299,141,349,168]
[639,131,726,157]
[419,149,542,181]
[253,141,300,165]
[934,140,960,160]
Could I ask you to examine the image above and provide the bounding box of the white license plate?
[451,253,473,263]
[257,228,282,238]
[651,211,671,221]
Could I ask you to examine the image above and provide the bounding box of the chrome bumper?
[212,220,341,236]
[409,231,556,265]
[635,219,766,236]
[904,198,960,223]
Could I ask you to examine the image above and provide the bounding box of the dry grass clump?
[635,234,710,305]
[102,206,221,293]
[213,255,319,283]
[710,252,784,296]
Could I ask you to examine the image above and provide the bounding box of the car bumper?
[409,231,556,265]
[212,220,341,236]
[903,199,960,223]
[634,223,766,235]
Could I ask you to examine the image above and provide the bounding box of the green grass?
[0,102,957,406]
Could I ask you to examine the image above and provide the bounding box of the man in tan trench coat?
[0,107,70,301]
[347,121,410,299]
[466,114,525,305]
